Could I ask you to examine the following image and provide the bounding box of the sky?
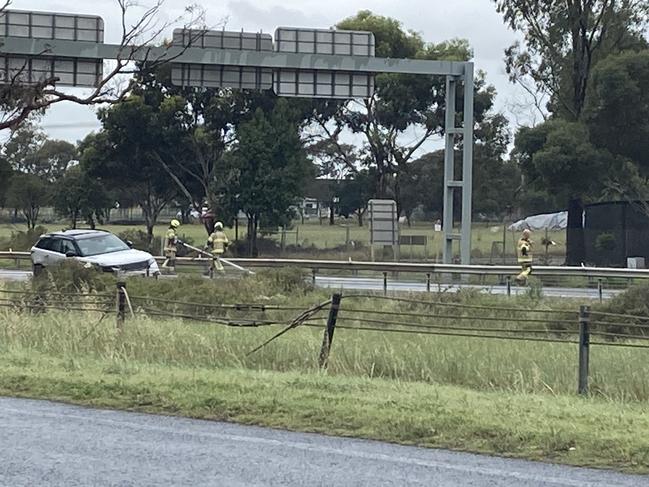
[8,0,529,146]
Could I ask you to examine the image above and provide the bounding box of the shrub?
[0,225,48,251]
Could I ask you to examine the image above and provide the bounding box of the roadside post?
[318,293,342,369]
[578,305,591,395]
[116,282,126,330]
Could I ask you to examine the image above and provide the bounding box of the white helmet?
[215,221,224,230]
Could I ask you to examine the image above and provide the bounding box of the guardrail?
[2,251,649,281]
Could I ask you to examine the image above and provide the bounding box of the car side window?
[35,238,52,250]
[48,238,64,254]
[60,240,77,255]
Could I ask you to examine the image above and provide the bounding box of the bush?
[32,259,111,294]
[595,282,649,338]
[0,225,48,251]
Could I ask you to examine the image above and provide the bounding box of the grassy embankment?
[0,271,648,472]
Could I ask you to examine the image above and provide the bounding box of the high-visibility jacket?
[164,228,178,252]
[207,230,229,254]
[517,238,533,264]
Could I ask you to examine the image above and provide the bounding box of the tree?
[338,170,375,226]
[0,0,207,131]
[494,0,649,119]
[53,166,112,229]
[514,119,616,206]
[6,173,49,229]
[225,100,312,256]
[585,49,649,175]
[312,11,496,218]
[82,96,180,243]
[583,49,649,215]
[2,123,76,180]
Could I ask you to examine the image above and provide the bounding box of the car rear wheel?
[32,263,45,277]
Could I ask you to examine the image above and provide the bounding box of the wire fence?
[1,284,649,395]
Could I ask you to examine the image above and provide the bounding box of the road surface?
[0,397,646,487]
[0,268,618,300]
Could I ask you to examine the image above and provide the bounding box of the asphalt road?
[0,268,618,300]
[1,397,647,487]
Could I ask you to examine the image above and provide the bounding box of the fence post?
[578,305,591,395]
[426,273,431,293]
[311,268,317,287]
[319,293,342,369]
[383,271,388,295]
[116,281,126,331]
[597,279,603,304]
[506,276,511,297]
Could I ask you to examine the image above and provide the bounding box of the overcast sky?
[10,0,529,146]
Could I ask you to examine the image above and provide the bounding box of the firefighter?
[206,221,229,275]
[162,219,181,273]
[516,229,533,285]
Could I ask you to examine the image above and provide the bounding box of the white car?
[31,229,160,276]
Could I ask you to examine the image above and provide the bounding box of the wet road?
[0,397,646,487]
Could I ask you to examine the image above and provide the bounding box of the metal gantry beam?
[0,37,469,76]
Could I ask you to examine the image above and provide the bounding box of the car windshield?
[75,234,130,257]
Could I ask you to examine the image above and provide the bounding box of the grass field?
[0,220,567,262]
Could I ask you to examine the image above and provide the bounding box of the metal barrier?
[3,251,649,281]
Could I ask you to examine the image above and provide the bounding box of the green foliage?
[2,123,76,180]
[6,173,50,229]
[514,120,616,205]
[595,233,617,252]
[494,0,649,118]
[32,259,111,294]
[83,96,181,240]
[223,99,312,255]
[586,49,649,176]
[0,225,48,251]
[601,282,649,321]
[52,166,112,229]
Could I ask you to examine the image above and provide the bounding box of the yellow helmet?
[215,221,224,230]
[170,219,180,228]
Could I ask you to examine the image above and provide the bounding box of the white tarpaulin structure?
[508,211,568,231]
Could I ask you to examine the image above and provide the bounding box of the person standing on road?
[516,229,533,285]
[206,221,229,276]
[162,219,181,273]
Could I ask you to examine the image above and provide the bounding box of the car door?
[45,238,66,266]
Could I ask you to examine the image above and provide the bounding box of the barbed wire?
[590,310,649,322]
[333,324,579,345]
[340,307,577,326]
[336,316,577,336]
[129,294,308,312]
[342,293,577,316]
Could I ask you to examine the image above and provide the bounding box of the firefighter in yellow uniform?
[516,229,533,285]
[206,221,229,275]
[162,219,181,273]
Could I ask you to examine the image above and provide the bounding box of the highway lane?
[315,276,618,299]
[1,397,647,487]
[0,268,619,299]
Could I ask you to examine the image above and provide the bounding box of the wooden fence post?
[116,282,126,331]
[318,293,342,369]
[578,305,591,395]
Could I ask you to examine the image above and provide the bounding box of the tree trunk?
[247,215,254,257]
[357,210,364,227]
[329,199,335,225]
[252,214,259,257]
